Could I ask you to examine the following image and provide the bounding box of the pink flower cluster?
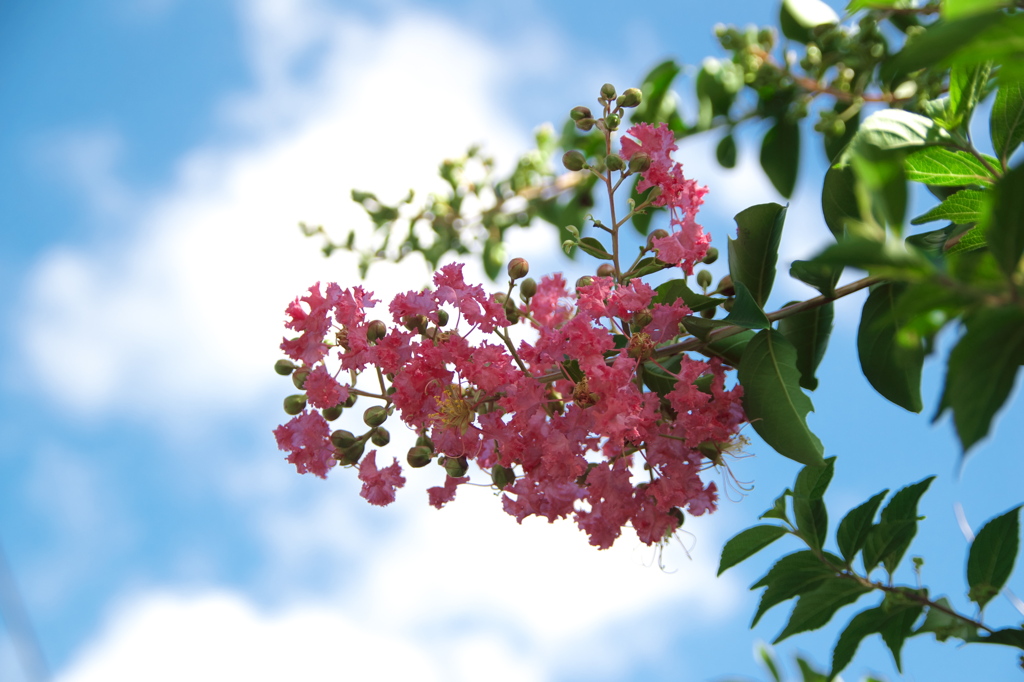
[621,123,711,274]
[274,263,746,549]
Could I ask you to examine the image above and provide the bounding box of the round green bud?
[616,88,642,108]
[366,320,387,343]
[696,269,714,289]
[407,446,433,468]
[632,309,653,329]
[416,434,435,452]
[291,369,309,390]
[444,455,469,478]
[715,274,735,297]
[403,314,427,333]
[702,247,719,265]
[343,392,357,408]
[722,298,735,313]
[274,359,296,376]
[700,307,716,319]
[494,292,508,307]
[337,441,365,466]
[331,429,357,449]
[605,113,621,130]
[283,394,307,415]
[648,229,669,247]
[322,404,343,421]
[491,465,515,490]
[575,275,594,290]
[575,118,596,132]
[507,257,529,280]
[605,154,625,172]
[505,306,521,324]
[600,83,617,100]
[519,277,537,300]
[437,309,450,327]
[628,152,651,174]
[370,427,391,447]
[363,405,388,427]
[668,507,685,530]
[569,106,592,121]
[596,263,615,278]
[562,150,586,172]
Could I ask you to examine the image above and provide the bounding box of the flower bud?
[562,150,586,171]
[627,332,654,361]
[617,88,642,108]
[444,455,469,478]
[632,309,653,329]
[605,113,621,130]
[702,247,719,265]
[370,427,391,447]
[322,404,343,421]
[715,275,735,297]
[569,106,592,121]
[700,307,716,319]
[600,83,617,100]
[274,359,296,376]
[491,465,515,490]
[283,394,307,415]
[494,292,508,307]
[292,369,309,390]
[337,440,365,465]
[575,117,596,131]
[647,229,669,247]
[565,224,580,239]
[562,239,576,255]
[628,153,651,174]
[437,309,450,326]
[722,298,735,313]
[505,307,521,323]
[596,263,615,277]
[575,275,594,291]
[343,392,358,408]
[696,269,713,289]
[403,314,427,333]
[605,154,625,172]
[416,434,435,452]
[407,445,433,468]
[363,405,388,427]
[507,257,529,280]
[519,277,537,300]
[331,429,357,448]
[366,319,387,343]
[668,507,685,530]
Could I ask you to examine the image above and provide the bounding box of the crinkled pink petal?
[427,475,470,509]
[358,451,406,506]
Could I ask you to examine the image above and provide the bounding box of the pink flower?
[304,364,348,409]
[273,410,336,479]
[427,475,470,509]
[358,451,406,506]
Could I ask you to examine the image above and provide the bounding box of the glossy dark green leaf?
[865,476,934,575]
[851,149,908,231]
[629,175,657,236]
[841,110,952,163]
[915,596,976,642]
[775,578,871,643]
[793,457,835,552]
[789,260,842,298]
[910,188,987,225]
[794,456,835,500]
[761,489,791,523]
[653,279,723,312]
[778,302,833,391]
[728,203,787,307]
[904,147,997,187]
[836,490,889,565]
[780,0,838,43]
[717,134,737,169]
[967,505,1021,610]
[940,306,1024,452]
[577,236,613,260]
[822,164,858,239]
[751,550,841,626]
[991,80,1024,164]
[737,330,825,466]
[807,237,933,276]
[972,628,1024,649]
[718,525,789,576]
[761,119,800,198]
[794,657,828,682]
[640,354,680,397]
[831,606,886,677]
[723,281,771,329]
[705,328,757,366]
[878,593,925,672]
[983,162,1024,278]
[857,282,926,412]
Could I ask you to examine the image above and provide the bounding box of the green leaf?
[836,490,889,565]
[641,355,681,396]
[944,0,1012,19]
[967,505,1021,610]
[758,644,784,682]
[857,282,926,412]
[904,147,997,187]
[629,175,658,236]
[705,328,757,366]
[761,119,800,198]
[737,329,825,466]
[949,62,993,129]
[761,489,791,522]
[983,162,1024,278]
[940,306,1024,452]
[831,606,886,678]
[751,550,841,626]
[808,236,933,276]
[878,593,924,672]
[718,524,789,575]
[865,476,934,575]
[822,164,859,239]
[728,203,788,307]
[973,628,1024,649]
[847,0,908,8]
[789,260,842,298]
[778,302,833,390]
[717,134,737,169]
[780,0,839,43]
[723,281,771,329]
[910,188,987,225]
[482,238,504,280]
[991,80,1024,164]
[885,12,1014,81]
[793,457,835,552]
[577,236,613,260]
[653,279,723,312]
[631,60,682,127]
[841,110,952,164]
[824,101,860,163]
[775,578,871,643]
[916,596,976,642]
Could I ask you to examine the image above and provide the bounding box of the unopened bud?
[605,113,621,130]
[722,298,735,313]
[600,83,617,100]
[617,88,642,108]
[407,445,433,468]
[507,257,530,280]
[416,434,435,452]
[628,153,651,173]
[274,359,296,376]
[562,150,586,171]
[363,405,388,427]
[494,292,508,306]
[668,507,685,530]
[575,117,596,131]
[570,106,592,121]
[700,307,716,319]
[562,239,576,255]
[337,440,365,465]
[519,277,537,300]
[366,320,387,343]
[702,247,719,265]
[403,314,427,333]
[292,369,309,390]
[283,394,307,415]
[492,465,515,490]
[343,392,358,408]
[370,427,391,447]
[505,307,521,323]
[632,309,653,328]
[437,309,450,326]
[715,275,735,297]
[596,263,615,277]
[575,275,594,290]
[322,404,343,421]
[627,332,655,361]
[331,429,357,448]
[605,154,625,171]
[696,269,713,289]
[648,229,669,247]
[444,455,469,478]
[565,224,580,239]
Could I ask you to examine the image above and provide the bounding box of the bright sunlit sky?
[2,1,1022,681]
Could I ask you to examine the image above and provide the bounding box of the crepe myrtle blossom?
[274,260,746,549]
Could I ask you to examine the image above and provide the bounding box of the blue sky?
[2,1,1023,680]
